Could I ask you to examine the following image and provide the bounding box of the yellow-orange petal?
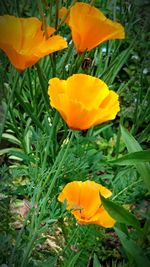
[48,74,120,130]
[58,181,82,210]
[0,15,67,70]
[73,206,116,228]
[94,208,116,228]
[58,180,115,228]
[68,2,125,52]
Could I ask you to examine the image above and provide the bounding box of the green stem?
[0,72,20,142]
[21,231,38,267]
[50,53,56,77]
[69,51,86,75]
[47,131,74,195]
[56,0,78,33]
[61,42,74,78]
[36,62,50,112]
[55,0,59,30]
[18,131,74,266]
[112,179,142,201]
[15,91,43,130]
[41,111,60,172]
[60,224,80,257]
[38,131,74,219]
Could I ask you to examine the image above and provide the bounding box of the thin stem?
[38,131,74,220]
[15,91,43,130]
[21,231,38,267]
[41,111,60,172]
[56,0,78,33]
[18,131,74,266]
[37,0,48,38]
[47,131,74,194]
[50,53,56,77]
[0,71,20,142]
[61,42,74,78]
[36,62,50,112]
[55,0,59,30]
[112,179,142,201]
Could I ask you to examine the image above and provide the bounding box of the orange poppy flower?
[58,180,116,228]
[0,15,67,70]
[59,2,125,52]
[48,74,120,130]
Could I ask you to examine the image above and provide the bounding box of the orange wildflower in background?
[58,180,116,228]
[59,7,70,24]
[59,2,125,53]
[0,15,67,70]
[48,74,120,130]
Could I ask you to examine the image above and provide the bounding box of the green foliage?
[115,228,150,267]
[0,0,150,266]
[100,195,140,230]
[121,126,150,192]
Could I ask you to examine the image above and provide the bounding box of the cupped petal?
[0,15,67,70]
[0,44,39,70]
[76,181,112,219]
[0,15,21,50]
[66,74,109,110]
[58,181,82,210]
[94,208,116,228]
[73,206,116,228]
[58,180,115,228]
[70,16,125,52]
[77,181,102,219]
[48,74,120,130]
[69,2,106,25]
[48,77,67,108]
[68,2,125,52]
[19,17,43,52]
[48,93,98,130]
[92,91,120,127]
[35,34,67,57]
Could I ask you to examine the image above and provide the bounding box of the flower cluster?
[0,2,125,228]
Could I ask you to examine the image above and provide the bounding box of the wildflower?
[48,74,120,130]
[59,2,125,53]
[0,15,67,70]
[58,180,116,228]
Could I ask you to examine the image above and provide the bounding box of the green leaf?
[121,125,150,192]
[100,195,140,230]
[93,253,102,267]
[67,251,81,267]
[101,41,134,84]
[0,148,35,163]
[2,133,21,145]
[110,151,150,165]
[115,228,150,267]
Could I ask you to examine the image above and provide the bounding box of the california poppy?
[0,15,67,70]
[58,180,116,228]
[59,2,125,53]
[48,74,120,130]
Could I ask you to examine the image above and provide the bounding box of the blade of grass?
[121,125,150,192]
